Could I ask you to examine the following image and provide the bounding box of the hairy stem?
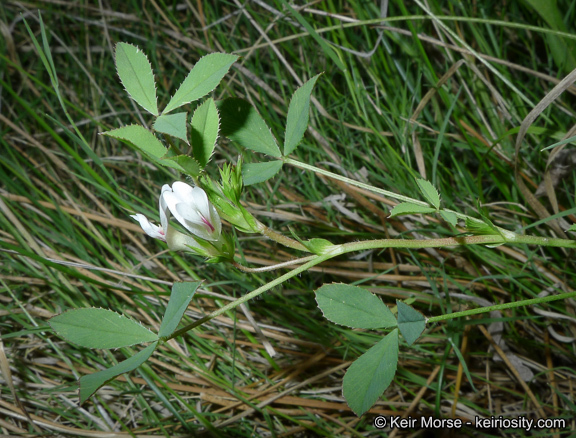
[168,231,576,340]
[232,255,316,272]
[283,157,486,224]
[427,289,576,323]
[284,157,429,206]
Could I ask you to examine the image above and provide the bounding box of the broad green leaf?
[103,125,166,160]
[159,282,202,338]
[440,210,458,227]
[389,203,437,218]
[315,283,396,329]
[164,155,201,177]
[219,98,281,157]
[242,161,283,186]
[163,53,238,114]
[49,308,158,349]
[153,112,188,143]
[104,125,186,172]
[343,329,399,416]
[79,342,157,404]
[396,301,426,346]
[284,73,321,156]
[115,43,158,115]
[191,98,219,168]
[568,224,576,232]
[416,179,440,209]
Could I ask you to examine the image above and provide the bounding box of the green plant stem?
[283,157,430,206]
[232,255,316,272]
[256,220,309,252]
[283,157,483,224]
[168,232,576,340]
[427,289,576,323]
[167,253,332,340]
[337,233,576,252]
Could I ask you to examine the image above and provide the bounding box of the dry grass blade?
[514,67,576,238]
[0,335,43,433]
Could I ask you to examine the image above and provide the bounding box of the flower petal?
[159,185,172,232]
[188,186,212,217]
[207,203,222,236]
[165,226,201,252]
[163,190,201,227]
[131,214,166,241]
[171,181,195,202]
[174,203,217,240]
[161,182,222,241]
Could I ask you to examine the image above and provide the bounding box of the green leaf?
[49,308,158,349]
[343,329,399,416]
[416,178,440,209]
[242,161,283,186]
[284,74,321,156]
[219,98,281,157]
[396,301,426,346]
[158,282,202,338]
[389,203,437,217]
[164,155,201,178]
[79,342,157,404]
[315,283,396,329]
[115,43,158,115]
[103,125,166,161]
[163,53,238,114]
[191,98,219,168]
[153,113,188,143]
[465,217,499,235]
[440,210,458,227]
[568,224,576,232]
[104,125,186,173]
[303,238,335,255]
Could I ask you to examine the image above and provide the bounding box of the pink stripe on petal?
[201,215,215,232]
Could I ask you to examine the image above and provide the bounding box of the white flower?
[131,181,222,253]
[131,213,166,241]
[130,213,201,252]
[161,182,222,242]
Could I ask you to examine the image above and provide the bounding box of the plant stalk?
[168,232,576,340]
[427,289,576,323]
